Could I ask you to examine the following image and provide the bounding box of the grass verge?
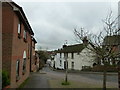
[18,77,29,88]
[61,81,70,85]
[49,79,117,88]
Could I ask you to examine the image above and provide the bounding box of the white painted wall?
[54,53,65,69]
[54,44,96,70]
[50,60,54,67]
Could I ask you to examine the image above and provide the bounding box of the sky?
[13,0,119,51]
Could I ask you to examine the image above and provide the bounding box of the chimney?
[82,36,88,44]
[63,44,67,48]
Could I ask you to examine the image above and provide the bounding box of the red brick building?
[30,37,39,72]
[2,2,36,88]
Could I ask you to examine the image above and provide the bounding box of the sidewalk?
[23,72,50,88]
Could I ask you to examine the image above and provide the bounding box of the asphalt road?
[23,66,118,88]
[44,66,118,83]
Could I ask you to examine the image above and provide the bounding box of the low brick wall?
[92,65,118,72]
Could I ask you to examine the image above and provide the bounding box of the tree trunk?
[65,61,68,82]
[103,65,107,90]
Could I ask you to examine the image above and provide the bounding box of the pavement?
[23,66,118,88]
[23,70,50,88]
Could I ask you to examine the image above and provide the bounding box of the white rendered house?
[54,41,96,70]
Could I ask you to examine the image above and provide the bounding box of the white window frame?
[23,51,27,74]
[18,22,21,34]
[16,60,20,81]
[23,30,27,40]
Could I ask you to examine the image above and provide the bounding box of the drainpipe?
[30,36,32,72]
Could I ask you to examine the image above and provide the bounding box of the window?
[66,53,68,58]
[64,53,68,59]
[64,53,65,58]
[71,53,74,59]
[23,30,27,41]
[77,52,80,55]
[16,60,20,81]
[23,58,26,75]
[60,60,62,66]
[60,53,62,58]
[18,21,21,34]
[23,51,27,75]
[71,62,74,69]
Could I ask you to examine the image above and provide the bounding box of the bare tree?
[74,11,120,90]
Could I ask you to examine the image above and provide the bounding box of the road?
[23,66,118,88]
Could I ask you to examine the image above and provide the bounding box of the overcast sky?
[13,0,119,51]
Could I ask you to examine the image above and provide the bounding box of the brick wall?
[2,2,14,78]
[2,2,32,88]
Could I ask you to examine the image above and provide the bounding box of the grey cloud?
[16,2,118,50]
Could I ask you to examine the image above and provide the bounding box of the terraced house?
[30,37,39,72]
[2,1,37,88]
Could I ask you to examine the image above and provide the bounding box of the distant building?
[30,37,38,72]
[53,39,96,70]
[2,1,37,88]
[103,35,120,65]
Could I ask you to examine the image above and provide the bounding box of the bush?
[2,70,10,88]
[81,66,92,71]
[61,81,70,85]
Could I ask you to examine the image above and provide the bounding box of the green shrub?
[61,81,70,85]
[81,66,92,71]
[2,70,10,88]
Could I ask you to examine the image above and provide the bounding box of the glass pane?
[18,24,21,34]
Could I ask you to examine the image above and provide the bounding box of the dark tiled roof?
[103,35,120,45]
[57,44,85,53]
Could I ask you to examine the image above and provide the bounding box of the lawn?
[48,79,118,89]
[49,79,101,88]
